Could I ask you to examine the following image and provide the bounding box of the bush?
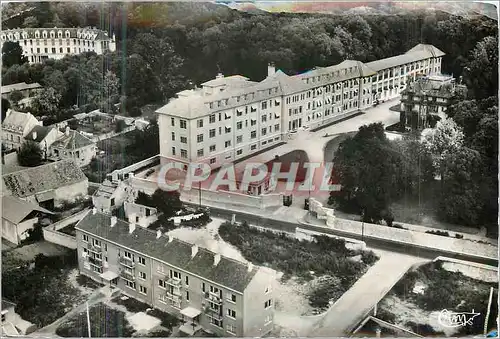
[375,308,397,323]
[76,275,104,289]
[17,140,43,167]
[147,309,180,329]
[112,295,149,313]
[391,223,406,229]
[179,213,212,228]
[406,321,444,336]
[20,223,44,245]
[425,230,450,237]
[361,251,379,265]
[455,233,464,239]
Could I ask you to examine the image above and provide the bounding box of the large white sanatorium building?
[0,27,116,64]
[156,44,444,169]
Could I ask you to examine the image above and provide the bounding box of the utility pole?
[86,302,91,338]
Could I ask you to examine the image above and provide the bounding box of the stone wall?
[308,197,336,227]
[42,209,90,249]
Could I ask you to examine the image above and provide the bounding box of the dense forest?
[2,2,498,116]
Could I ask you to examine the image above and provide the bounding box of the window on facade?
[226,324,236,334]
[208,129,216,138]
[225,140,231,148]
[180,120,187,129]
[262,101,267,110]
[171,147,176,156]
[264,299,273,308]
[197,149,204,157]
[180,136,187,144]
[227,309,236,318]
[140,285,147,294]
[171,117,175,126]
[251,131,257,139]
[236,121,242,130]
[82,234,89,242]
[171,132,175,141]
[236,135,243,144]
[251,144,257,150]
[209,145,216,152]
[197,119,203,128]
[236,149,242,155]
[209,114,216,123]
[93,239,101,247]
[226,293,237,303]
[139,272,146,280]
[261,128,267,136]
[125,280,136,289]
[197,134,204,143]
[186,291,190,301]
[209,158,216,164]
[181,149,187,158]
[262,115,267,122]
[170,270,182,280]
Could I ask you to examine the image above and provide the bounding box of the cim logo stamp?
[438,309,481,328]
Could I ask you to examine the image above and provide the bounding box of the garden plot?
[376,261,498,337]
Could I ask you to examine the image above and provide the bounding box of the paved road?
[310,252,428,337]
[193,204,498,266]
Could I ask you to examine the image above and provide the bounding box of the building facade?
[1,109,41,151]
[75,211,276,337]
[0,27,116,64]
[157,44,445,169]
[400,74,467,130]
[48,127,97,167]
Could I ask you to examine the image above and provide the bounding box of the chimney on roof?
[129,221,136,234]
[247,262,254,272]
[65,126,70,136]
[213,253,221,266]
[110,216,117,227]
[156,230,162,239]
[32,131,37,140]
[268,63,276,77]
[215,73,224,80]
[191,244,199,258]
[6,109,12,119]
[92,207,97,215]
[375,327,381,338]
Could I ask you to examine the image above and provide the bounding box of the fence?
[43,209,90,249]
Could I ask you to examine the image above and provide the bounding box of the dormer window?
[58,31,62,38]
[7,33,13,40]
[50,31,55,38]
[1,34,6,40]
[209,102,213,109]
[14,32,20,40]
[35,31,40,38]
[65,30,70,38]
[22,32,27,39]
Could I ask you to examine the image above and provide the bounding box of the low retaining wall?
[43,209,90,249]
[433,256,498,283]
[181,187,283,210]
[300,216,498,264]
[295,227,366,251]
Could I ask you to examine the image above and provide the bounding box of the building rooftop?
[2,195,53,224]
[201,75,252,88]
[24,125,52,143]
[2,160,87,198]
[2,109,38,133]
[1,299,16,311]
[365,44,445,72]
[1,27,112,41]
[403,74,465,98]
[76,212,259,292]
[1,82,42,95]
[51,129,95,150]
[93,180,118,198]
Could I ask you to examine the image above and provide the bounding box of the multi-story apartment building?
[400,74,467,130]
[157,44,445,170]
[0,27,116,64]
[75,211,276,337]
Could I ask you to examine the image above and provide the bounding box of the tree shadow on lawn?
[55,302,135,337]
[112,296,180,330]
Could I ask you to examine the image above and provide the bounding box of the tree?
[114,120,127,133]
[464,36,499,99]
[22,16,39,28]
[126,119,159,158]
[438,147,484,226]
[332,123,402,223]
[31,87,62,117]
[1,98,11,122]
[151,189,183,219]
[421,118,464,183]
[8,90,24,105]
[17,141,43,167]
[2,41,28,68]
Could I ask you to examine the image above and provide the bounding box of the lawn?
[70,115,120,135]
[55,302,135,337]
[112,296,180,330]
[1,250,85,328]
[218,221,379,310]
[377,261,498,337]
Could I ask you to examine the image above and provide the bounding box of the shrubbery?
[219,221,379,310]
